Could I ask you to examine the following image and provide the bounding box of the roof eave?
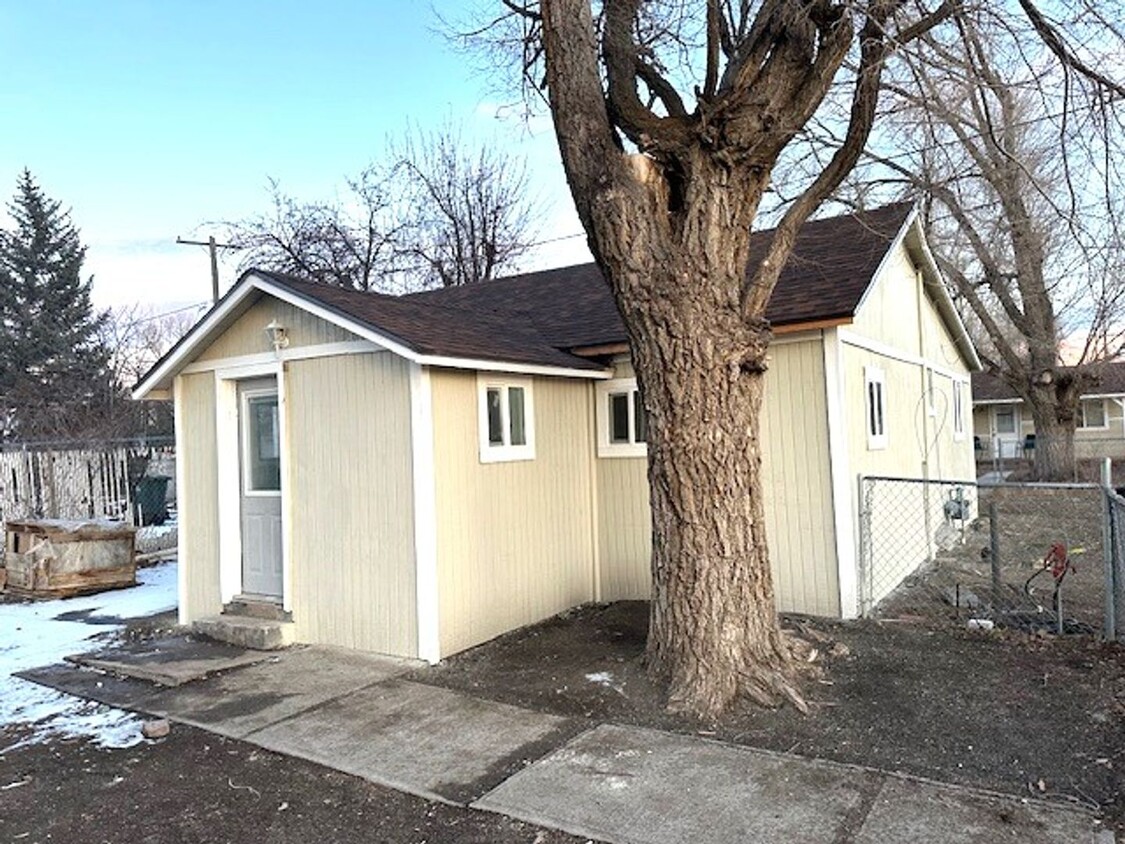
[132,272,612,399]
[903,214,983,372]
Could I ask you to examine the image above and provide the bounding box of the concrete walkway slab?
[476,723,871,844]
[17,663,165,710]
[854,778,1102,844]
[249,679,580,805]
[143,646,413,739]
[66,635,271,686]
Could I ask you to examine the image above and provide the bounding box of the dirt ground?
[411,602,1125,833]
[0,723,588,844]
[877,484,1111,633]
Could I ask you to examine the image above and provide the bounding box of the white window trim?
[595,377,648,459]
[1078,398,1109,431]
[864,365,887,450]
[952,379,966,441]
[477,374,536,463]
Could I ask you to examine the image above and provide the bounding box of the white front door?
[993,404,1021,458]
[239,378,283,599]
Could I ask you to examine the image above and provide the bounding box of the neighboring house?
[972,366,1125,460]
[133,203,979,662]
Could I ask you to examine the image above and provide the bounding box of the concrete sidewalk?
[20,645,1110,844]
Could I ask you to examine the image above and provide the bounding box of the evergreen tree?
[0,170,117,441]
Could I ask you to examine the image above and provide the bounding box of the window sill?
[479,445,536,464]
[597,442,648,459]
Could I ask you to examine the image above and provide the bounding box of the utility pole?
[175,235,240,304]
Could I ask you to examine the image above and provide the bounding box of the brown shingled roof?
[972,362,1125,402]
[235,203,915,374]
[253,271,606,371]
[403,202,915,349]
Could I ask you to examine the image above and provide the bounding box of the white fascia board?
[973,392,1125,406]
[904,218,983,372]
[851,204,919,318]
[849,206,982,374]
[420,354,611,380]
[133,272,611,398]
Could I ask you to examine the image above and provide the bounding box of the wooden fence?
[0,443,171,525]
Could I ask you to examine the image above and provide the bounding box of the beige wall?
[177,294,421,657]
[845,238,977,610]
[973,399,1125,460]
[847,237,975,483]
[595,338,842,617]
[431,371,596,655]
[851,244,922,356]
[175,371,222,619]
[285,352,418,656]
[197,297,354,361]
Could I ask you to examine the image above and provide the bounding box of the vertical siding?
[846,240,978,607]
[432,372,595,655]
[596,457,650,598]
[284,352,418,657]
[196,298,355,361]
[760,339,839,616]
[850,245,922,355]
[596,337,841,617]
[176,371,222,619]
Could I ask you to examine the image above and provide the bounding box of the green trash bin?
[135,475,171,526]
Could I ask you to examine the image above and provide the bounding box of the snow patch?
[585,670,626,695]
[0,562,178,750]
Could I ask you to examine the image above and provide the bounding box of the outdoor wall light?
[265,319,290,351]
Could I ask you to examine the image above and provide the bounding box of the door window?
[245,394,281,492]
[994,405,1016,435]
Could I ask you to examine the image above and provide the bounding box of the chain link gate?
[858,475,1120,640]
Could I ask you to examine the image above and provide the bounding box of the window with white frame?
[1078,398,1107,429]
[864,366,887,450]
[477,376,535,463]
[596,378,647,458]
[952,380,965,439]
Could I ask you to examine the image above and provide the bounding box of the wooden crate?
[2,519,137,598]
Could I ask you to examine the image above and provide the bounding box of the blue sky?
[0,1,588,310]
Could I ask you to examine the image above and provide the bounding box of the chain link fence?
[859,475,1121,641]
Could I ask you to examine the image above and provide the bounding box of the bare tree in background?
[834,8,1125,480]
[222,127,538,293]
[455,0,1125,718]
[223,169,400,292]
[99,304,202,438]
[391,123,537,288]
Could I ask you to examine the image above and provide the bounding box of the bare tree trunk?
[585,155,802,719]
[637,321,797,716]
[1029,402,1078,482]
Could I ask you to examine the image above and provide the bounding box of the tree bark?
[582,152,803,718]
[1027,380,1080,481]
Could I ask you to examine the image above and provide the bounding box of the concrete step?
[224,596,292,622]
[193,615,295,651]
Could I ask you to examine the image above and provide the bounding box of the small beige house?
[972,365,1125,460]
[135,203,979,661]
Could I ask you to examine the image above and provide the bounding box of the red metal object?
[1041,542,1075,582]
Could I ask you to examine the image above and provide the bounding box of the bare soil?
[411,602,1125,832]
[0,723,589,844]
[877,485,1110,632]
